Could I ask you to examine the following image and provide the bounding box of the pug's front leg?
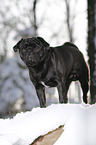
[57,82,68,103]
[36,88,46,108]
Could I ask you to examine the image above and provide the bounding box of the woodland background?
[0,0,96,117]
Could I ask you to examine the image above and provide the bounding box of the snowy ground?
[0,103,96,145]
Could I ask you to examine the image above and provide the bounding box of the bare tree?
[33,0,38,34]
[64,0,74,42]
[64,0,82,103]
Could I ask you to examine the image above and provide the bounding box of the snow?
[0,103,96,145]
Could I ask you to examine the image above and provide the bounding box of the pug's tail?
[64,42,78,49]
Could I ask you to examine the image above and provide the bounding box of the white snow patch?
[0,103,96,145]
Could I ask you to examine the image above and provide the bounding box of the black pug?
[13,37,89,107]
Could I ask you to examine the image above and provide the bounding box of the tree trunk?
[87,0,96,103]
[33,0,37,35]
[65,0,74,42]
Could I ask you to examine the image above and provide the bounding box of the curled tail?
[64,42,78,49]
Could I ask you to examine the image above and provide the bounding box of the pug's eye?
[23,49,26,53]
[40,53,42,57]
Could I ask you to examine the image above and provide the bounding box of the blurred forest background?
[0,0,96,118]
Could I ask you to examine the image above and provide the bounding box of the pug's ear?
[37,37,50,50]
[13,38,23,52]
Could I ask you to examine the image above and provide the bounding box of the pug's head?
[13,37,50,67]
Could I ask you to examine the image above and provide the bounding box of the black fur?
[13,37,89,107]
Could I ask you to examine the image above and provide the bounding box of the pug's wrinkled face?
[13,37,50,67]
[18,38,45,66]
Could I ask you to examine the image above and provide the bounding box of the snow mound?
[0,103,96,145]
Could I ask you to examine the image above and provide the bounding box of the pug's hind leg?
[79,78,89,104]
[36,88,46,108]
